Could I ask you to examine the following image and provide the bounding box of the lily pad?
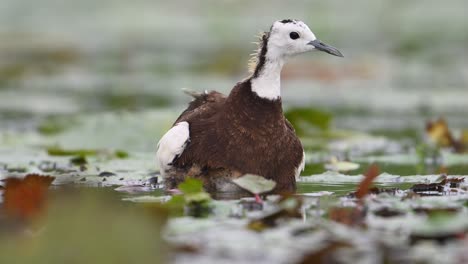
[232,174,276,194]
[324,157,360,172]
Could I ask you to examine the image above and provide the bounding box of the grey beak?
[308,39,344,57]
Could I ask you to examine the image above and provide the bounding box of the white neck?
[251,58,285,100]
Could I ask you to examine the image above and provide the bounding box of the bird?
[156,19,343,194]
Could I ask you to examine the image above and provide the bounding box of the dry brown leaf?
[328,207,365,226]
[410,176,465,195]
[462,130,468,145]
[355,164,380,200]
[426,118,465,152]
[296,241,352,264]
[2,174,55,221]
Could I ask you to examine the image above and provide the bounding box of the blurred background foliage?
[0,0,467,133]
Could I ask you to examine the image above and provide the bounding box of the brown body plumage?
[164,80,304,193]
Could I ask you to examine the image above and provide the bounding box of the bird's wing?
[156,121,190,177]
[174,90,227,125]
[157,90,227,176]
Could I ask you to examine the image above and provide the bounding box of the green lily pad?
[232,174,276,194]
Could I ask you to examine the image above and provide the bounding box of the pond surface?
[1,0,468,263]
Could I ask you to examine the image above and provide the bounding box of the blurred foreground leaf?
[178,178,204,194]
[247,195,302,232]
[2,174,55,221]
[355,164,380,199]
[0,189,169,264]
[165,178,212,218]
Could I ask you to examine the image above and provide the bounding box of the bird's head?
[248,19,343,99]
[267,19,343,59]
[249,19,343,76]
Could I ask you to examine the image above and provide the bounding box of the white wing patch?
[295,151,306,180]
[156,121,190,178]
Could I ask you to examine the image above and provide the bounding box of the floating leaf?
[37,116,76,135]
[373,207,405,218]
[164,195,185,217]
[247,195,302,231]
[178,178,204,194]
[355,164,380,199]
[70,155,87,166]
[47,147,129,159]
[122,195,171,203]
[173,178,212,218]
[115,150,129,159]
[2,174,55,221]
[410,175,465,195]
[349,186,400,198]
[232,174,276,194]
[324,157,360,172]
[47,147,98,156]
[185,192,211,203]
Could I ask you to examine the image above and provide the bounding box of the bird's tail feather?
[182,88,207,99]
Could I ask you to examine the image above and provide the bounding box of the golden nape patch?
[248,32,268,73]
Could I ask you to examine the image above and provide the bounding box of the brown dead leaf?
[426,118,465,152]
[2,174,55,221]
[438,166,448,175]
[462,130,468,146]
[296,241,352,264]
[410,175,465,195]
[355,164,380,200]
[328,206,365,226]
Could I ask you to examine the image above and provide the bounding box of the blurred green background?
[1,0,467,141]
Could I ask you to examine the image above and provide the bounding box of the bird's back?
[174,90,226,125]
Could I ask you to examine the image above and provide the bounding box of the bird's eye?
[289,32,300,40]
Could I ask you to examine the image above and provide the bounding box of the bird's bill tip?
[308,39,344,57]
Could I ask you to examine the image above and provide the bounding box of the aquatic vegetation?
[47,147,129,159]
[232,174,276,203]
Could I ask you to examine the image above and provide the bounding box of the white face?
[267,19,317,58]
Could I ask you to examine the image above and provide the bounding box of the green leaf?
[115,150,129,159]
[37,116,75,135]
[47,147,129,159]
[70,155,87,166]
[47,147,97,156]
[232,174,276,194]
[185,192,211,203]
[164,195,185,217]
[178,178,204,194]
